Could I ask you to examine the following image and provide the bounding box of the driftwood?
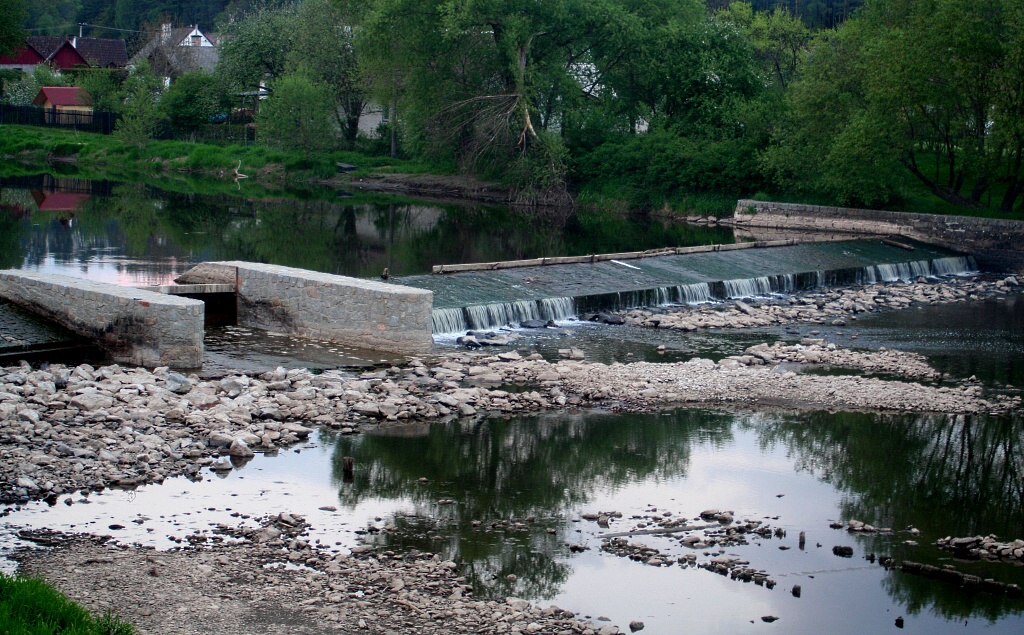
[431,240,808,274]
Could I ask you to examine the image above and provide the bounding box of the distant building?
[0,36,128,72]
[131,24,220,84]
[73,38,130,69]
[31,86,93,124]
[0,44,44,72]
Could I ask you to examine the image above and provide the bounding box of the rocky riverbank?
[2,335,1020,504]
[2,344,1016,504]
[15,514,614,635]
[612,275,1019,332]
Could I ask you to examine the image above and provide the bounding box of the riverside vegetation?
[6,0,1024,218]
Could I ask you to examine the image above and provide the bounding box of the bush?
[256,72,337,153]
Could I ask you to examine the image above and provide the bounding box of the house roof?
[74,38,129,68]
[146,44,219,77]
[31,191,90,212]
[26,36,66,59]
[31,86,92,107]
[0,44,44,65]
[26,39,89,69]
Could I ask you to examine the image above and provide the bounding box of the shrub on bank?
[0,573,135,634]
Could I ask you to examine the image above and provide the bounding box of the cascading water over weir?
[397,240,977,335]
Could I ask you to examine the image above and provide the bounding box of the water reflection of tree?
[882,566,1023,622]
[325,409,734,599]
[3,177,735,280]
[0,210,25,269]
[752,410,1024,621]
[753,412,1024,537]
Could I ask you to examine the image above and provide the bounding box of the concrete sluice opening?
[410,240,978,335]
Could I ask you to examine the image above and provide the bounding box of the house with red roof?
[30,191,90,212]
[31,87,93,124]
[0,36,128,72]
[0,43,45,72]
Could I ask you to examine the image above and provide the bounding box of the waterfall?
[432,308,468,334]
[930,255,977,276]
[428,250,982,336]
[722,276,775,298]
[432,297,577,334]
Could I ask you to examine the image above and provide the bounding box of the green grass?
[0,125,434,184]
[0,573,134,635]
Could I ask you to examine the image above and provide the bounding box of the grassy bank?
[0,573,134,634]
[0,125,436,185]
[4,124,1023,221]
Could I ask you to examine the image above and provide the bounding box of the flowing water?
[3,172,1024,633]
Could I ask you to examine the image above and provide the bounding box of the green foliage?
[256,72,337,153]
[160,72,224,138]
[74,70,125,114]
[287,0,364,143]
[114,60,163,149]
[763,0,1024,212]
[0,0,27,58]
[216,4,296,91]
[0,573,135,635]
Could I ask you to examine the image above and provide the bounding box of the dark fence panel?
[0,104,117,134]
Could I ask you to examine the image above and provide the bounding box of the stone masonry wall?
[0,271,204,368]
[734,200,1024,273]
[178,261,434,355]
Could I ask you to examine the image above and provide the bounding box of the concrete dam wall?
[177,262,434,355]
[0,270,204,368]
[733,200,1024,274]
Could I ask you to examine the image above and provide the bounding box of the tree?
[765,0,1024,211]
[286,0,365,143]
[161,72,224,139]
[76,70,125,114]
[216,4,296,92]
[0,0,27,58]
[256,71,336,153]
[358,0,716,198]
[114,60,163,150]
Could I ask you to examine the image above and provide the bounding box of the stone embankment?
[17,515,612,635]
[614,276,1019,332]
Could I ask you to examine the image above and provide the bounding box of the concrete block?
[0,270,204,368]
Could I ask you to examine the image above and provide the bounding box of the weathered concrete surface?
[0,271,203,368]
[177,261,434,354]
[734,200,1024,273]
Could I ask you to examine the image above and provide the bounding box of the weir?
[400,239,978,334]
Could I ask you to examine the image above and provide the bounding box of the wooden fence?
[0,104,117,135]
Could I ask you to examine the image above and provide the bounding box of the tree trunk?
[389,100,398,159]
[901,158,982,208]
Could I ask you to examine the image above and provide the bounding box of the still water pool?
[5,409,1023,634]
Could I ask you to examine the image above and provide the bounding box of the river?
[2,172,1023,633]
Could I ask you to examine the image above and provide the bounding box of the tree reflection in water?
[752,410,1024,621]
[323,408,1024,618]
[325,410,735,599]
